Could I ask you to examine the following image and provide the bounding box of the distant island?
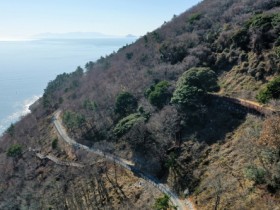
[32,32,138,39]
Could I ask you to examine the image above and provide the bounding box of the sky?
[0,0,201,40]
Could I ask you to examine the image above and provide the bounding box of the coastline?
[0,95,40,135]
[0,38,137,136]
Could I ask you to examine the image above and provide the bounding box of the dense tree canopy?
[145,81,172,109]
[7,144,22,158]
[115,92,138,117]
[171,67,219,109]
[256,76,280,103]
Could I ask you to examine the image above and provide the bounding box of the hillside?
[1,0,280,209]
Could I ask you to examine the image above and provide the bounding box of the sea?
[0,38,137,135]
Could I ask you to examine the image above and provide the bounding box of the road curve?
[53,110,195,210]
[35,152,84,168]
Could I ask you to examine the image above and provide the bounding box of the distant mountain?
[125,34,138,38]
[33,32,136,39]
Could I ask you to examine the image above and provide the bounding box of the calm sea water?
[0,38,136,134]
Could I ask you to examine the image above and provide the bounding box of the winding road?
[51,94,274,209]
[35,152,84,168]
[53,110,195,210]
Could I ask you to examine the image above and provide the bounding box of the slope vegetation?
[1,0,280,209]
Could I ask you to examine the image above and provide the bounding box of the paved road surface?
[35,152,84,168]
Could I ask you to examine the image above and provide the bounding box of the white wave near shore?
[0,95,41,135]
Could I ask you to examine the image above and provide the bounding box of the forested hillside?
[1,0,280,209]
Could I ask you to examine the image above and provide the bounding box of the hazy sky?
[0,0,201,40]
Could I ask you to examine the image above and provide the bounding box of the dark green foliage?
[42,94,52,109]
[137,106,145,114]
[144,35,148,43]
[256,76,280,103]
[44,73,70,95]
[83,99,97,111]
[159,42,189,64]
[145,81,172,109]
[165,152,177,169]
[113,113,146,137]
[45,67,83,95]
[271,13,280,28]
[171,67,219,109]
[43,68,84,109]
[51,138,58,149]
[140,54,148,63]
[153,194,170,210]
[172,85,204,109]
[126,52,134,60]
[180,68,219,92]
[245,14,274,31]
[70,80,80,89]
[73,66,84,77]
[256,88,271,104]
[152,31,162,43]
[6,123,15,137]
[115,92,138,117]
[274,46,280,58]
[7,144,22,158]
[231,13,280,52]
[62,111,85,129]
[244,165,266,184]
[257,0,280,10]
[245,13,280,32]
[188,13,202,24]
[85,61,94,71]
[231,29,250,50]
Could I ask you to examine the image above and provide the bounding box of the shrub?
[52,138,58,149]
[244,165,266,184]
[256,76,280,103]
[152,31,162,43]
[159,42,189,64]
[113,113,146,137]
[6,123,15,137]
[256,88,271,104]
[274,46,280,58]
[145,81,172,109]
[231,28,250,50]
[44,73,70,96]
[126,52,134,60]
[153,194,170,210]
[83,99,97,111]
[7,144,22,158]
[115,92,138,117]
[42,70,83,109]
[84,61,94,71]
[188,13,202,24]
[62,111,85,129]
[165,152,177,169]
[271,13,280,28]
[245,14,273,31]
[72,66,84,77]
[256,0,280,10]
[144,35,148,43]
[171,67,219,109]
[171,84,204,109]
